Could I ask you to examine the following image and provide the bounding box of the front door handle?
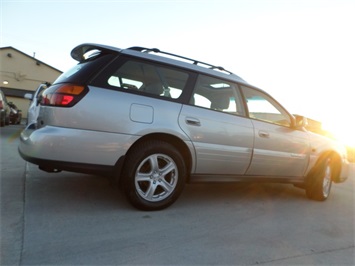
[259,130,269,138]
[291,153,304,158]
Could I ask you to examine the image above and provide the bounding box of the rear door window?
[190,74,245,116]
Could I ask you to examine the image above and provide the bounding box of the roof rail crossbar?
[128,46,233,75]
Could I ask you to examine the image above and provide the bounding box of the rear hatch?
[37,45,120,128]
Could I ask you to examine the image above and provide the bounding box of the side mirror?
[24,93,33,100]
[294,115,308,129]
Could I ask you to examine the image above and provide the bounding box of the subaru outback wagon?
[19,43,349,210]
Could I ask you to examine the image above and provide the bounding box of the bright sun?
[322,120,355,148]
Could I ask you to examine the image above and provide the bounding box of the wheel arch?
[116,133,193,183]
[307,150,342,183]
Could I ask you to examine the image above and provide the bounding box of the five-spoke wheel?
[122,140,186,210]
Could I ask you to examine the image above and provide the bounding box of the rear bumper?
[18,125,134,175]
[18,147,119,175]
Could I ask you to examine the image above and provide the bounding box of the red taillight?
[61,95,74,105]
[41,84,87,107]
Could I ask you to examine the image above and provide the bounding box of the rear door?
[240,85,310,177]
[179,75,254,175]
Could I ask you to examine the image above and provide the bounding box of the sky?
[1,0,355,146]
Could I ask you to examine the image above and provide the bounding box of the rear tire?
[121,140,186,211]
[306,157,332,201]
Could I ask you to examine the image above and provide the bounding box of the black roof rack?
[128,46,234,75]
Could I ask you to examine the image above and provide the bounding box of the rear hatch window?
[53,52,117,85]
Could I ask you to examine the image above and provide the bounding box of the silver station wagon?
[19,44,349,210]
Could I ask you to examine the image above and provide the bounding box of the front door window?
[241,86,291,127]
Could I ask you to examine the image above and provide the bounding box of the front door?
[241,85,310,177]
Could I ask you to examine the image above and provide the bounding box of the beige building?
[0,47,62,119]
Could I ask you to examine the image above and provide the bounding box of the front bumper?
[337,158,350,183]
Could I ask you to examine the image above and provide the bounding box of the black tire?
[121,140,186,211]
[5,115,10,125]
[306,157,332,201]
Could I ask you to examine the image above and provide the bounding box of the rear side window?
[100,59,189,99]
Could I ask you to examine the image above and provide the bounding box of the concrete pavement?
[1,125,25,265]
[1,124,354,265]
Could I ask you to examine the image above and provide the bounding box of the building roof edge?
[0,46,63,73]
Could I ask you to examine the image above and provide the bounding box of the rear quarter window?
[92,57,191,100]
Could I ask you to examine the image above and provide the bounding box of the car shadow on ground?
[26,163,308,212]
[25,165,129,212]
[178,182,309,208]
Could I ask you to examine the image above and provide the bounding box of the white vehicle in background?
[24,82,51,125]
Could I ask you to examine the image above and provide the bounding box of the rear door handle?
[258,130,269,138]
[185,117,201,126]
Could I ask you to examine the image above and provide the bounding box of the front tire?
[121,140,186,211]
[306,157,333,201]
